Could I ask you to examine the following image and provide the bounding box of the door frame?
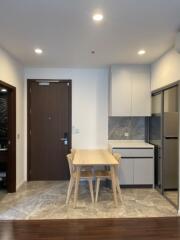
[0,80,16,193]
[27,79,72,181]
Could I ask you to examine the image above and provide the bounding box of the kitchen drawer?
[113,148,154,158]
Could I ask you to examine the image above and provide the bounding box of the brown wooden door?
[28,80,71,181]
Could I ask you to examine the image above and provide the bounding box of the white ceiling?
[0,0,180,67]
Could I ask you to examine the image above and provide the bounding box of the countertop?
[108,140,154,149]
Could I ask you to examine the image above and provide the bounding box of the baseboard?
[120,184,153,189]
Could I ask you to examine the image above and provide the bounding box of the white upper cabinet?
[109,65,151,116]
[131,66,151,116]
[109,65,132,116]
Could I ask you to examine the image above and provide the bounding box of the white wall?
[0,47,24,189]
[24,68,108,179]
[151,49,180,90]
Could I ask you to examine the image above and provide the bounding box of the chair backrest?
[113,152,121,164]
[71,149,76,160]
[66,154,74,176]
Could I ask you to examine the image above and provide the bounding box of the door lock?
[60,138,68,145]
[60,133,68,145]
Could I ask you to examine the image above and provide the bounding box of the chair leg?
[88,179,94,203]
[66,177,74,205]
[116,175,123,202]
[95,178,101,202]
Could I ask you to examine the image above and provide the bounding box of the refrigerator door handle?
[164,136,178,139]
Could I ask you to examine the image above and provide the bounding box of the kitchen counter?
[109,140,154,149]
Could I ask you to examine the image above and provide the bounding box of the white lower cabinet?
[119,158,133,185]
[133,158,154,185]
[113,148,154,186]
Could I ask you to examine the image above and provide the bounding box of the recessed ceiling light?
[92,13,104,22]
[1,88,7,92]
[34,48,43,54]
[138,49,146,55]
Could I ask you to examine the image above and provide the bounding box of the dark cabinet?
[0,151,7,188]
[0,151,8,163]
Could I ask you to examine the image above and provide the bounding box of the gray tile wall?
[108,117,145,140]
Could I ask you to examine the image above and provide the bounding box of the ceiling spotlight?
[34,48,43,54]
[138,49,146,55]
[1,88,7,92]
[93,13,104,22]
[91,50,95,54]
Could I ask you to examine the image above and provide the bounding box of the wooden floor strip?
[0,217,180,240]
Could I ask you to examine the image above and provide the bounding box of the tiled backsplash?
[108,117,146,140]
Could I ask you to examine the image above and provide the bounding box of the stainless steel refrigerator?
[150,86,179,192]
[163,87,178,190]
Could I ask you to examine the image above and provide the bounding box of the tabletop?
[73,149,119,166]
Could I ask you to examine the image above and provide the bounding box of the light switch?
[75,129,80,134]
[72,126,80,134]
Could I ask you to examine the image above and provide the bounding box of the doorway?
[27,80,72,181]
[0,80,16,193]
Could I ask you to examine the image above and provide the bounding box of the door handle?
[164,136,178,139]
[60,137,68,145]
[60,138,67,141]
[60,133,68,145]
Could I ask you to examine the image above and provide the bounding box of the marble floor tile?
[164,191,178,206]
[0,181,177,220]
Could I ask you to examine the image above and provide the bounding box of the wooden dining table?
[73,149,120,208]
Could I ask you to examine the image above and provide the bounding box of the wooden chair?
[70,149,76,158]
[66,153,94,205]
[95,152,122,203]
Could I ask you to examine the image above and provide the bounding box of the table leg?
[110,166,118,207]
[73,166,80,208]
[115,173,123,202]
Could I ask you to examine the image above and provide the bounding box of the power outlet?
[124,132,129,137]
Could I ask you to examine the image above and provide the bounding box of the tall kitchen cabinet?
[109,65,151,116]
